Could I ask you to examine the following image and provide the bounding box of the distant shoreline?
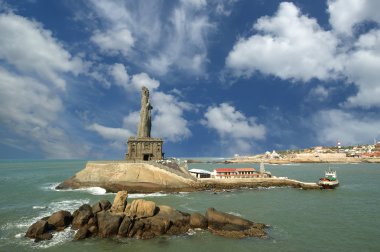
[226,157,380,164]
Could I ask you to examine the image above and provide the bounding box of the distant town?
[230,141,380,164]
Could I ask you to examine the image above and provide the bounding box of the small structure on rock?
[126,87,164,161]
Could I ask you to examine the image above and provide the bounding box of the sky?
[1,0,380,159]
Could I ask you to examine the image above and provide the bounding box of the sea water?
[0,160,379,252]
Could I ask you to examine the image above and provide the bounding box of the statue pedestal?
[126,137,164,161]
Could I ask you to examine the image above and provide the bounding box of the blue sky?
[1,0,380,159]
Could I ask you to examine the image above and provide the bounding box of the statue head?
[142,86,149,97]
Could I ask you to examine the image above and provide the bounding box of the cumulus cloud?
[226,1,380,110]
[151,92,193,142]
[313,109,380,145]
[308,85,330,101]
[109,63,129,89]
[328,0,380,36]
[202,103,266,154]
[0,12,88,158]
[87,0,213,76]
[109,63,160,92]
[0,13,83,90]
[131,73,160,91]
[226,2,340,82]
[87,123,133,140]
[343,29,380,108]
[91,28,134,56]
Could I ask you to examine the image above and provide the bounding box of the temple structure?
[126,87,164,161]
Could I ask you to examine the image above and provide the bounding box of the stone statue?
[137,86,152,138]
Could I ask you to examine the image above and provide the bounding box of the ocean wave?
[32,205,47,210]
[227,212,242,217]
[6,199,90,231]
[255,186,279,190]
[128,192,168,198]
[28,227,75,249]
[44,182,111,196]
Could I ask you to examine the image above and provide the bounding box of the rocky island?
[57,86,320,193]
[26,191,267,242]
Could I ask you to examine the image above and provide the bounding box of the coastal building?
[126,87,164,161]
[213,167,270,179]
[189,169,212,179]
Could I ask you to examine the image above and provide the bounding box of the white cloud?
[308,85,330,101]
[91,28,134,56]
[123,111,140,133]
[0,13,88,158]
[313,109,380,145]
[87,90,192,145]
[131,73,160,91]
[202,103,266,154]
[87,0,213,76]
[109,63,129,90]
[0,67,61,129]
[328,0,380,36]
[343,29,380,108]
[151,92,192,142]
[109,63,160,92]
[0,13,83,89]
[87,123,133,141]
[225,1,380,109]
[226,2,340,82]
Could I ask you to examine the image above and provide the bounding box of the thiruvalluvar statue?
[137,86,152,138]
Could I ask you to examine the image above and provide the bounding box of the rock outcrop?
[206,208,267,239]
[25,191,267,242]
[56,161,197,193]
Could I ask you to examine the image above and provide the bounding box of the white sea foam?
[50,183,111,196]
[187,229,196,236]
[42,182,61,191]
[14,233,23,238]
[32,205,47,210]
[228,212,242,217]
[30,228,76,249]
[128,192,168,198]
[80,187,108,195]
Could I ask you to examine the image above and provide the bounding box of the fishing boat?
[318,169,339,189]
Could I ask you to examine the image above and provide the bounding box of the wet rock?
[205,208,266,239]
[74,225,90,240]
[153,205,190,235]
[72,204,93,229]
[111,191,128,213]
[47,210,72,231]
[118,216,133,237]
[128,219,145,238]
[127,199,157,218]
[97,211,123,238]
[92,202,102,214]
[190,212,208,229]
[25,220,51,240]
[34,233,53,242]
[100,199,112,211]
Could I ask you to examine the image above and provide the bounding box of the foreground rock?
[26,191,267,242]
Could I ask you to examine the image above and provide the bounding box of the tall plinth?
[126,86,164,161]
[126,137,164,161]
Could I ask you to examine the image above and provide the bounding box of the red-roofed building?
[214,167,260,179]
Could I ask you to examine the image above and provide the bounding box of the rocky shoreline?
[56,161,320,193]
[26,191,267,242]
[228,157,380,164]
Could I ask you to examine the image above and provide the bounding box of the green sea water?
[0,160,379,252]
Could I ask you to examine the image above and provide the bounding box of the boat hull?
[318,180,339,189]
